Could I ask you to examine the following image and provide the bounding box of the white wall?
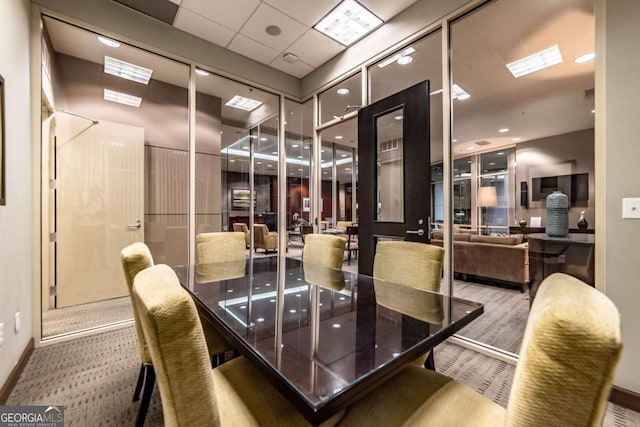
[0,0,33,386]
[597,0,640,395]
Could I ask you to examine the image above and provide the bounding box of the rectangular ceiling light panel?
[506,45,563,78]
[314,0,383,46]
[104,56,153,84]
[104,88,142,107]
[225,95,263,111]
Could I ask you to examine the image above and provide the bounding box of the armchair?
[232,223,250,247]
[253,223,279,253]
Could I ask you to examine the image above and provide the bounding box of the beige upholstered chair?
[121,242,234,427]
[373,241,444,369]
[303,234,346,270]
[131,264,343,427]
[232,223,250,247]
[339,273,622,427]
[120,242,155,427]
[195,232,247,282]
[254,223,279,253]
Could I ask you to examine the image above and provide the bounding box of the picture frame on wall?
[0,73,5,206]
[302,197,310,212]
[231,188,255,210]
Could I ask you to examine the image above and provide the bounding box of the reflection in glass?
[319,72,362,124]
[376,108,404,222]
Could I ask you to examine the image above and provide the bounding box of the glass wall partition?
[198,72,280,256]
[318,72,362,125]
[41,16,190,337]
[450,0,595,355]
[284,99,313,255]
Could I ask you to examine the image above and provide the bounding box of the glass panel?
[285,99,312,244]
[375,108,404,222]
[196,72,279,255]
[450,0,595,356]
[319,72,362,124]
[41,16,189,337]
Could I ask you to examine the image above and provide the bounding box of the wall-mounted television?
[531,173,588,205]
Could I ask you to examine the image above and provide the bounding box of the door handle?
[405,229,425,236]
[127,219,141,229]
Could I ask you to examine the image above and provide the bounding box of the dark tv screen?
[531,173,588,204]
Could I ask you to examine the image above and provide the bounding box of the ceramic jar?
[546,190,568,237]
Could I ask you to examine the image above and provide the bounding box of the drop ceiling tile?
[180,0,260,31]
[269,55,315,78]
[239,3,307,52]
[228,34,281,65]
[359,0,418,21]
[287,30,344,67]
[174,7,236,47]
[264,0,338,26]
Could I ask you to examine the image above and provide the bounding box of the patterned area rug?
[7,326,639,426]
[42,297,133,338]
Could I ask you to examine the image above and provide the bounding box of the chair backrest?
[506,273,622,427]
[232,223,250,246]
[336,221,352,231]
[373,241,444,292]
[132,264,219,427]
[303,234,346,270]
[196,232,246,264]
[253,224,268,245]
[120,242,154,364]
[301,225,314,243]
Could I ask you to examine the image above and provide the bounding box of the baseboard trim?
[610,385,640,412]
[0,337,35,405]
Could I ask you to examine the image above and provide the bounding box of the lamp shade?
[477,186,498,207]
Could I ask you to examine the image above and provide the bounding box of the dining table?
[173,256,483,425]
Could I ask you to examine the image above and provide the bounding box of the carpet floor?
[7,325,639,426]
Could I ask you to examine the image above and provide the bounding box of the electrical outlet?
[622,198,640,219]
[14,312,21,333]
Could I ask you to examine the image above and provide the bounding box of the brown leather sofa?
[431,230,529,292]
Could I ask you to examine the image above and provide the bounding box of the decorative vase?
[577,210,589,230]
[546,190,569,237]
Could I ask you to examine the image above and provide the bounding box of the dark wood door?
[358,81,431,275]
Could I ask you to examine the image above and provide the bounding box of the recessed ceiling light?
[452,84,470,100]
[103,88,142,107]
[335,135,343,139]
[259,137,268,141]
[266,25,282,36]
[292,144,299,148]
[272,151,277,155]
[394,115,403,120]
[337,88,350,95]
[314,0,383,46]
[304,146,310,149]
[591,109,596,114]
[378,47,415,68]
[512,137,521,142]
[256,161,262,165]
[497,152,505,155]
[267,164,273,167]
[242,146,249,150]
[466,147,474,151]
[506,45,563,78]
[298,168,303,171]
[104,56,153,84]
[489,162,496,166]
[396,55,413,65]
[225,95,262,111]
[98,36,120,48]
[574,53,595,64]
[332,323,341,328]
[230,159,236,163]
[195,68,210,76]
[341,154,347,157]
[498,128,510,133]
[452,139,458,142]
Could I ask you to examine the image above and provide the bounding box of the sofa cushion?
[431,230,471,242]
[469,234,523,245]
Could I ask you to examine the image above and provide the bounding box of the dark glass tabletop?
[174,257,483,425]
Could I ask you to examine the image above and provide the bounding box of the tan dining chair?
[345,225,358,265]
[339,273,622,427]
[232,222,250,247]
[373,240,444,370]
[303,233,346,270]
[131,264,344,427]
[121,242,234,427]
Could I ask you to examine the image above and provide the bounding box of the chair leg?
[133,364,145,402]
[424,351,436,371]
[136,365,155,427]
